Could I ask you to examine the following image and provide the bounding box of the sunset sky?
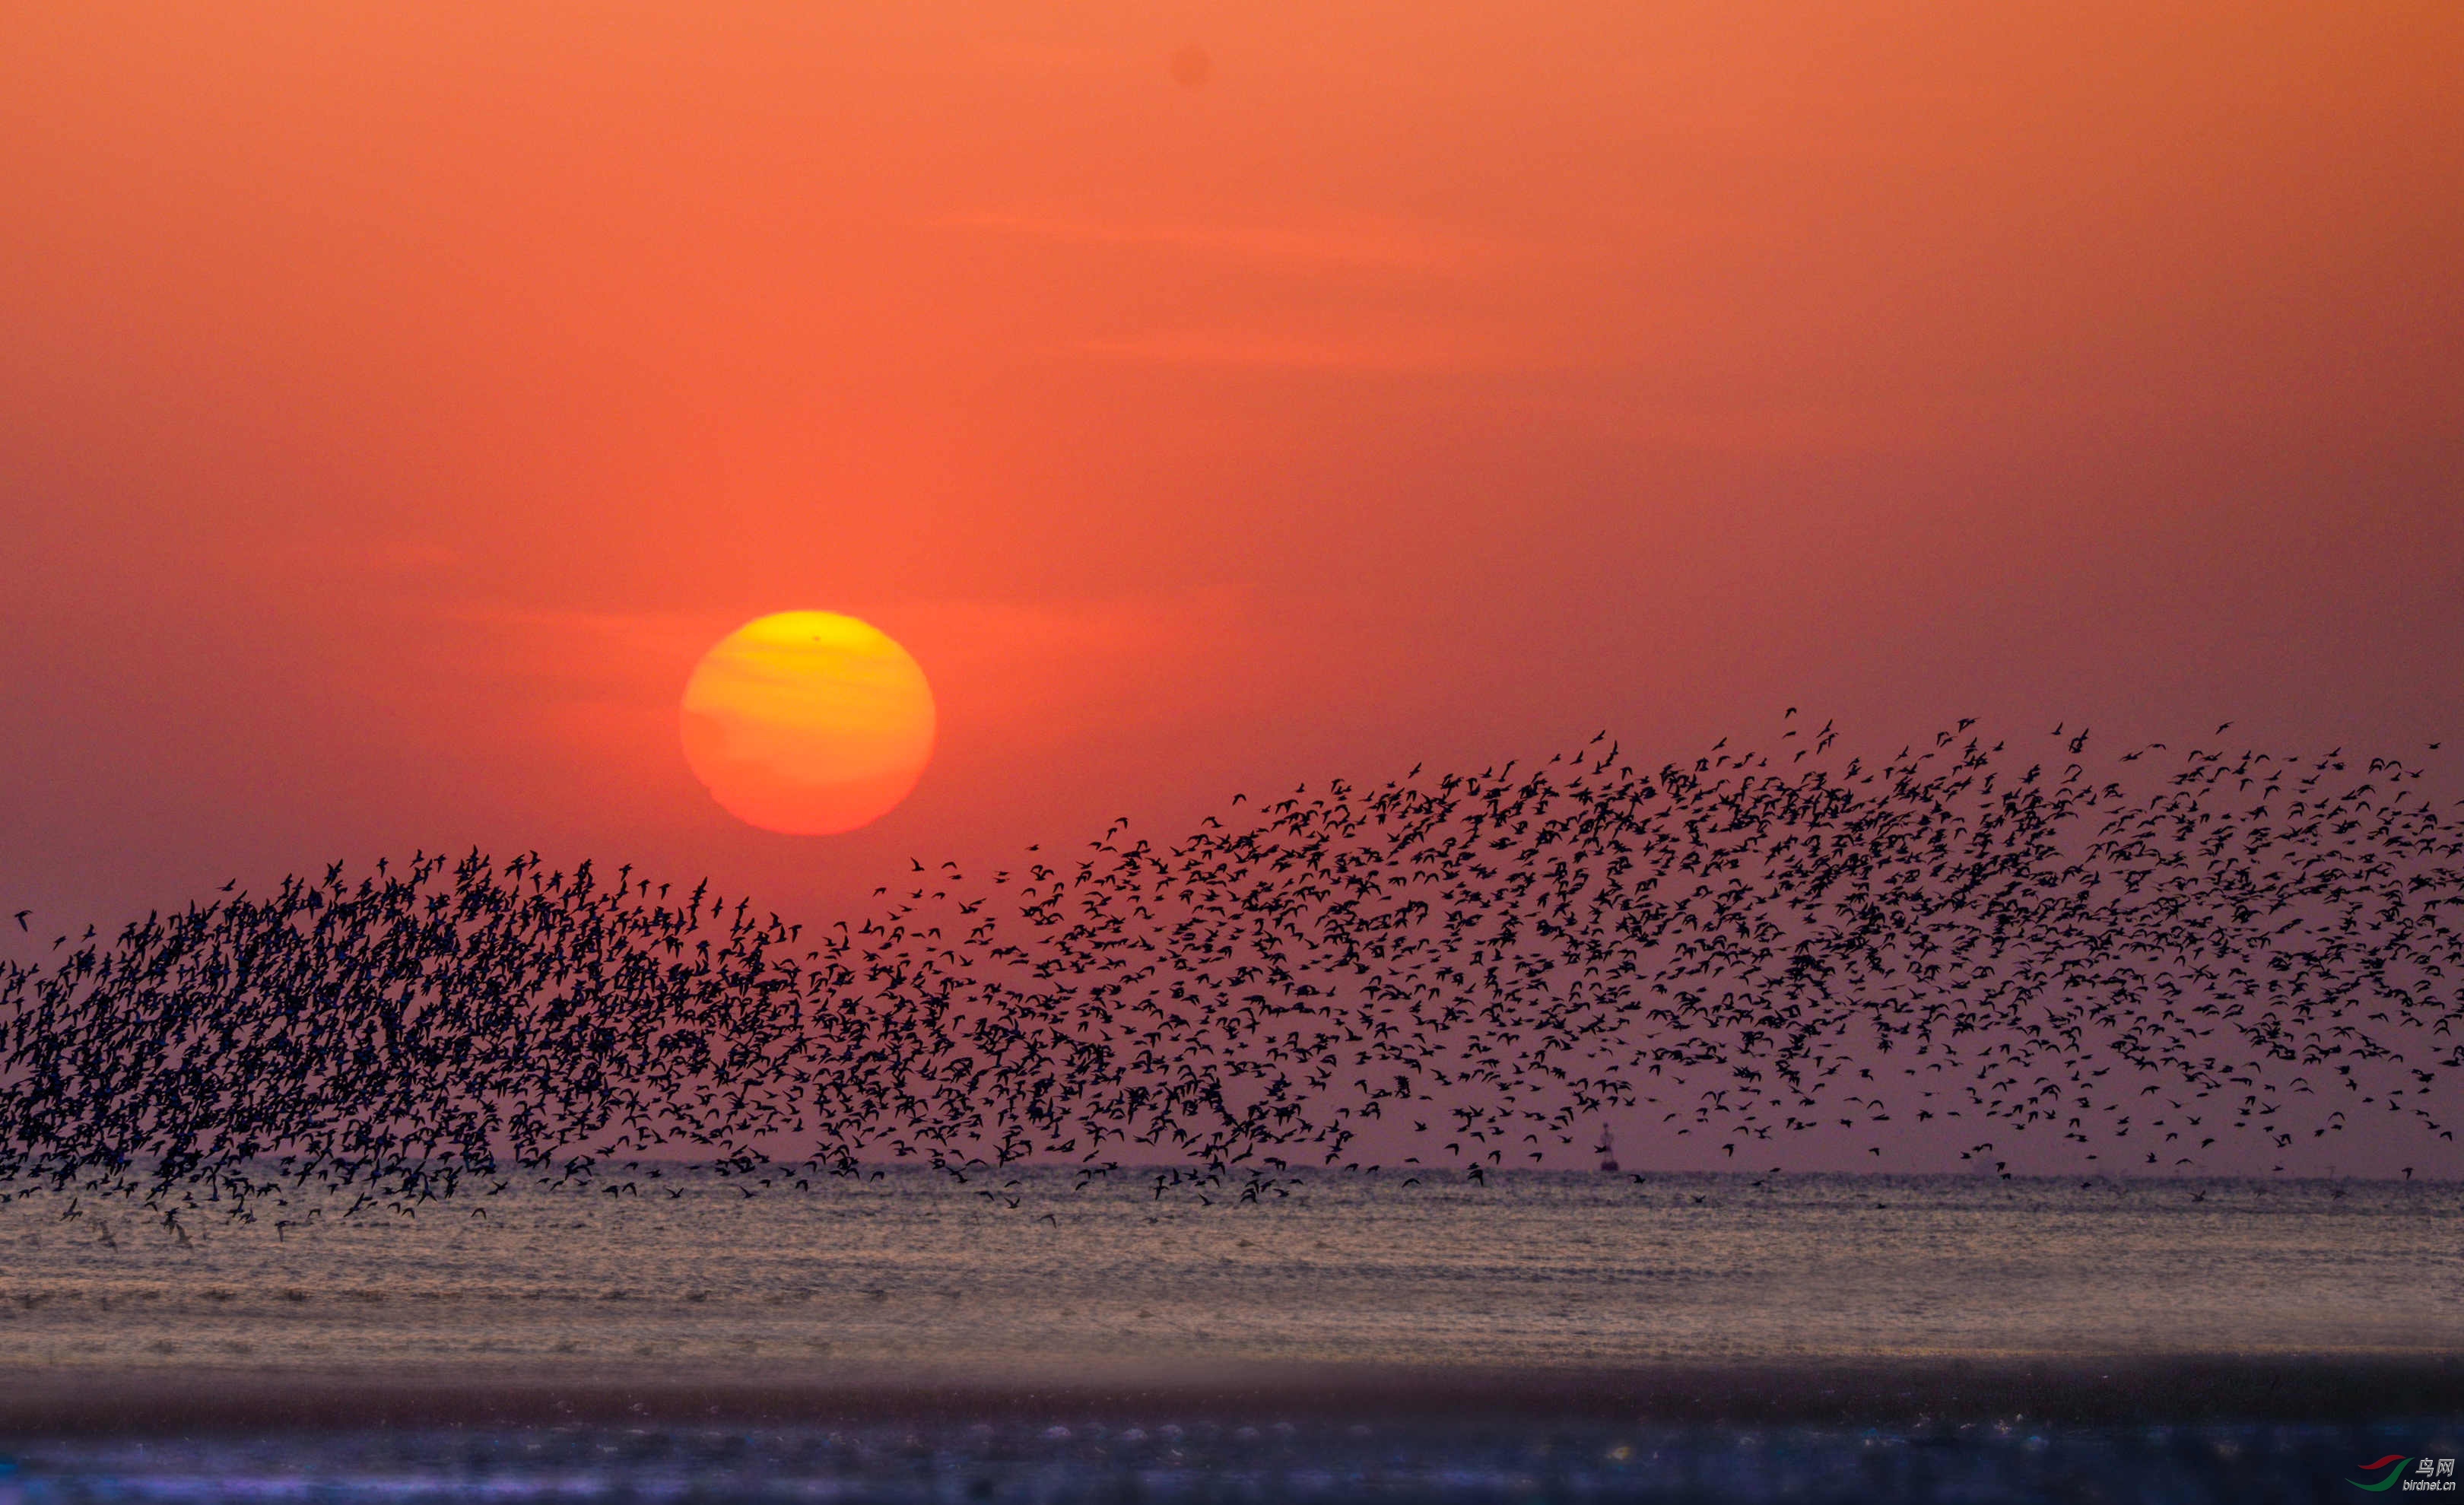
[3,2,2458,936]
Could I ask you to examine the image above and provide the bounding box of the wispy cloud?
[434,590,1272,753]
[934,211,1504,275]
[215,536,462,579]
[1072,327,1471,372]
[886,588,1266,743]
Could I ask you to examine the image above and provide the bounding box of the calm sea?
[0,1169,2456,1500]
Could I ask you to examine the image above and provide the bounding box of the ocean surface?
[4,1168,2457,1372]
[0,1168,2456,1500]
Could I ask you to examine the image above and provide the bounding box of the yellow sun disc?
[679,611,935,835]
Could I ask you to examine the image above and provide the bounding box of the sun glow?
[679,611,935,835]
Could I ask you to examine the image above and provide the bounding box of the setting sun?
[679,611,935,835]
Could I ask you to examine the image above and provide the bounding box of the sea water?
[2,1168,2456,1372]
[0,1168,2456,1500]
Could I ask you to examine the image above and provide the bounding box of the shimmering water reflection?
[0,1169,2456,1373]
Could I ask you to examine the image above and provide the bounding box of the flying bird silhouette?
[0,719,2455,1218]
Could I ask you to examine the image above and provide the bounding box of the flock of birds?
[2,719,2458,1217]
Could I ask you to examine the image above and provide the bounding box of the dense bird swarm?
[2,723,2458,1218]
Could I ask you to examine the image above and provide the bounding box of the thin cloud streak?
[935,211,1508,275]
[1072,328,1475,372]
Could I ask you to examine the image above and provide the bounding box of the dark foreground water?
[2,1415,2458,1503]
[0,1169,2456,1500]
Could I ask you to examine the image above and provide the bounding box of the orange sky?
[2,2,2459,932]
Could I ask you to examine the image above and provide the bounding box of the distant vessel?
[1596,1130,1619,1174]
